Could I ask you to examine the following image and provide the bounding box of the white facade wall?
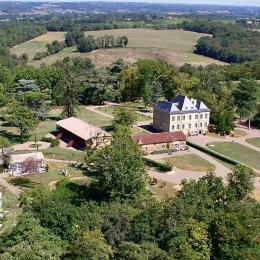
[169,112,210,135]
[153,109,210,135]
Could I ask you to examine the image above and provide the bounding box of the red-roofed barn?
[134,131,186,154]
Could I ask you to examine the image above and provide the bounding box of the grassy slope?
[246,138,260,149]
[11,29,225,67]
[208,142,260,171]
[164,154,216,172]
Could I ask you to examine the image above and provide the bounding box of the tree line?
[34,40,66,60]
[0,124,258,259]
[0,57,259,142]
[65,31,128,52]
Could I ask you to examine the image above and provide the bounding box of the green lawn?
[164,154,216,172]
[79,106,112,128]
[246,138,260,149]
[99,105,151,121]
[208,142,260,171]
[43,147,85,161]
[30,119,56,141]
[27,163,85,185]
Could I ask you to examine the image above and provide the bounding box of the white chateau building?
[153,95,210,135]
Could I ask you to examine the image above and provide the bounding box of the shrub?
[143,157,172,172]
[41,137,59,147]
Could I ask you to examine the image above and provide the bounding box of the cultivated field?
[11,29,225,67]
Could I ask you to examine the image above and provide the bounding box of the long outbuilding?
[134,131,186,154]
[56,117,111,149]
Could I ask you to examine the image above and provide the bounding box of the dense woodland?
[0,9,260,259]
[182,20,260,63]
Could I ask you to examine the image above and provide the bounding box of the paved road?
[147,147,231,185]
[147,148,260,200]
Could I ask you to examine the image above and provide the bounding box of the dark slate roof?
[155,95,210,114]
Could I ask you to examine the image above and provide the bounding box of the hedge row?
[187,141,241,166]
[143,157,172,172]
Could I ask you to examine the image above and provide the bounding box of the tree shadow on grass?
[9,177,37,188]
[47,115,62,121]
[0,130,20,144]
[56,179,107,205]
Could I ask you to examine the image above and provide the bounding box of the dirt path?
[0,172,22,196]
[45,158,78,164]
[12,141,50,152]
[86,105,114,119]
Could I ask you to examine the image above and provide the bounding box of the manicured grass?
[149,180,177,200]
[208,142,260,171]
[27,163,85,185]
[43,147,85,161]
[246,138,260,149]
[99,105,151,121]
[78,106,112,128]
[164,154,216,172]
[11,29,225,67]
[30,119,56,141]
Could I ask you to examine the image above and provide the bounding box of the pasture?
[11,29,225,67]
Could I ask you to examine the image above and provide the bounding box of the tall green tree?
[6,103,38,141]
[59,75,80,118]
[113,106,137,127]
[88,126,146,201]
[233,79,259,129]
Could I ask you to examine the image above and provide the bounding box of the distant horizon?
[3,0,260,8]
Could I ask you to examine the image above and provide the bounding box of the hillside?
[11,29,225,67]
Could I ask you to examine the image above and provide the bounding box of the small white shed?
[9,152,46,176]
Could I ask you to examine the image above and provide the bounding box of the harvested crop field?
[11,29,226,67]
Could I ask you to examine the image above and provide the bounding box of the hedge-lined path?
[188,126,260,153]
[146,147,231,182]
[147,148,260,200]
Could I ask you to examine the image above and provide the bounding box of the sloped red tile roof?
[134,131,186,145]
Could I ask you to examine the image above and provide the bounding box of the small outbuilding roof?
[10,152,45,164]
[134,131,186,145]
[56,117,110,141]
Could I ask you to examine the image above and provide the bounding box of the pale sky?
[3,0,260,7]
[96,0,260,6]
